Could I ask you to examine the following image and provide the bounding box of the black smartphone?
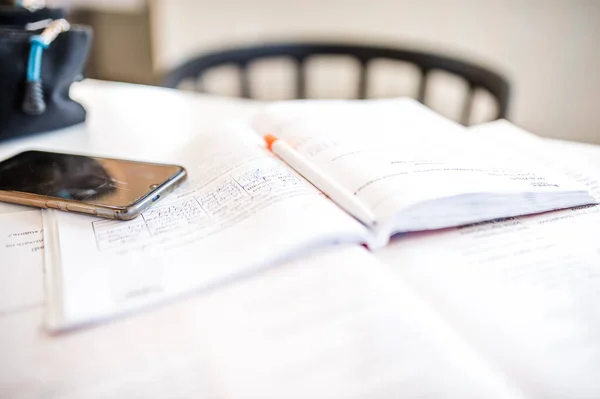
[0,150,187,220]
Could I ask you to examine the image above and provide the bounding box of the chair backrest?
[163,42,510,125]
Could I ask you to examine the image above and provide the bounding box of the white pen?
[264,134,377,227]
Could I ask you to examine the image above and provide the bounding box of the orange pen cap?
[264,134,279,150]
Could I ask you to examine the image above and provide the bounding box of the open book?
[252,99,594,237]
[43,99,596,329]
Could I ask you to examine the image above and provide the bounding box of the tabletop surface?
[1,79,599,398]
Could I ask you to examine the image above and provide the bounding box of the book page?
[1,245,524,398]
[253,99,592,234]
[468,119,600,200]
[181,246,524,398]
[377,128,600,397]
[0,210,44,317]
[44,125,370,329]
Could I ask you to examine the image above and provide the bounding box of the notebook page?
[185,246,525,398]
[0,210,44,317]
[377,131,600,397]
[467,119,600,200]
[44,126,369,329]
[253,99,591,235]
[2,246,524,398]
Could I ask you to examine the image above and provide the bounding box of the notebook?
[42,99,597,329]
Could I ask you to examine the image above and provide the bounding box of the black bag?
[0,7,92,142]
[0,6,65,27]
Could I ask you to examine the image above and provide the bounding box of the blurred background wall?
[64,0,600,144]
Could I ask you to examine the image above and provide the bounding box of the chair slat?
[417,68,428,103]
[358,60,368,99]
[239,62,251,99]
[296,57,306,99]
[196,76,205,93]
[460,84,475,126]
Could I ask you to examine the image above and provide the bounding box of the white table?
[0,80,263,167]
[1,80,599,398]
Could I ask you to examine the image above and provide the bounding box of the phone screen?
[0,151,184,207]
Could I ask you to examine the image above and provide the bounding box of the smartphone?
[0,150,187,220]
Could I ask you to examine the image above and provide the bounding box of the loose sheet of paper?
[1,245,524,398]
[0,202,34,215]
[253,99,591,233]
[377,122,600,397]
[0,210,44,317]
[44,125,369,329]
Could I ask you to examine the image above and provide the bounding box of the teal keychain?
[22,18,70,115]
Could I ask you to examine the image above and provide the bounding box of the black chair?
[163,42,510,125]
